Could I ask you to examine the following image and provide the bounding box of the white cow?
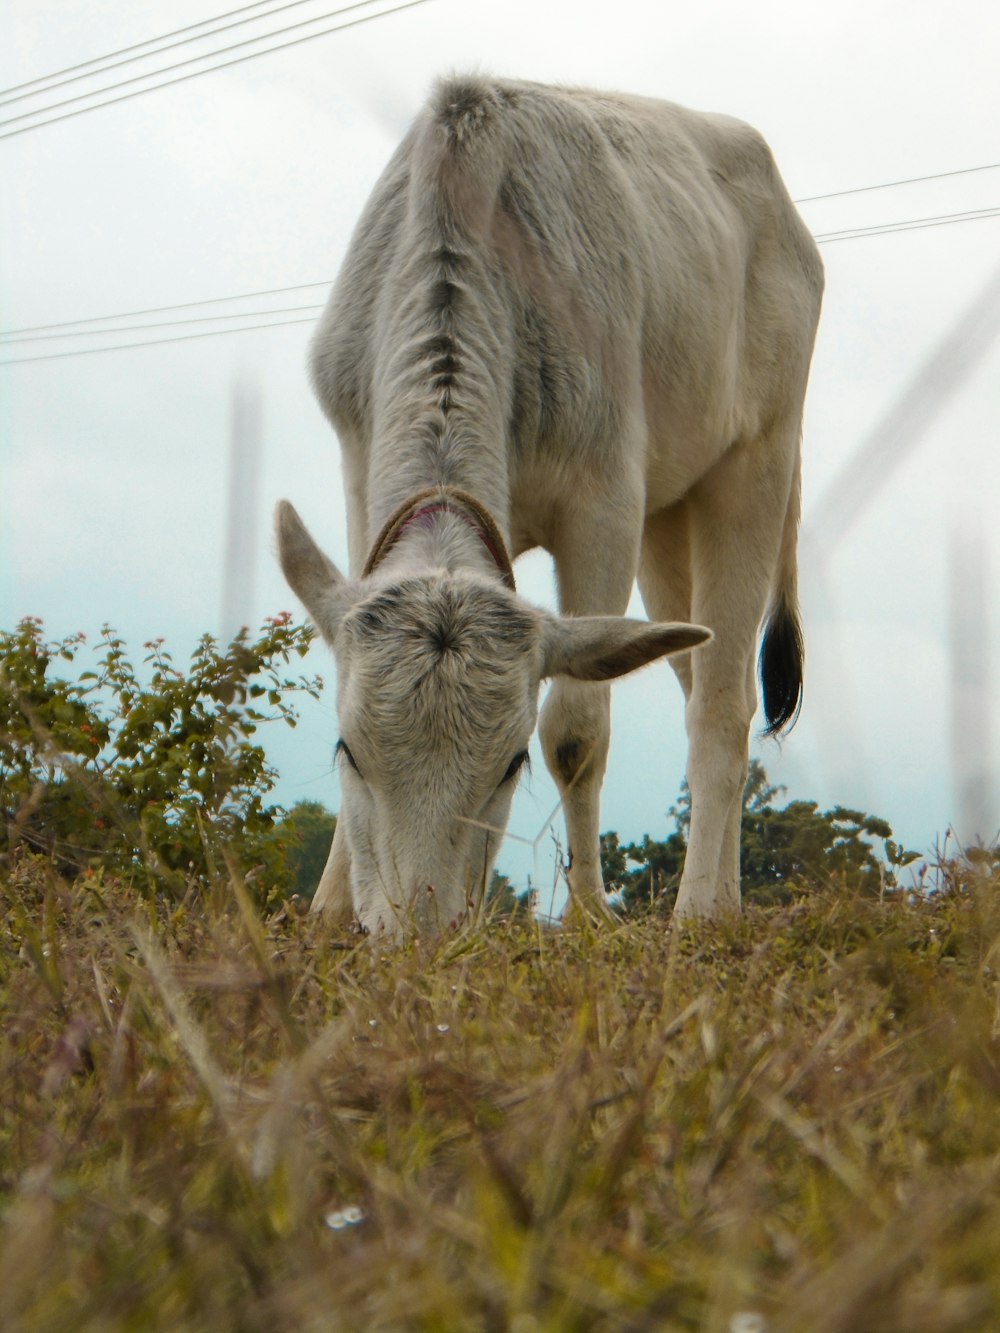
[278,76,823,938]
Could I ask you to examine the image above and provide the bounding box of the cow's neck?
[367,412,510,518]
[363,485,516,591]
[364,239,516,565]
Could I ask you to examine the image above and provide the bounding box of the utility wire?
[795,161,1000,204]
[0,10,994,212]
[0,0,432,140]
[0,0,299,104]
[1,302,324,345]
[0,0,383,125]
[2,0,994,200]
[814,205,1000,244]
[0,281,332,338]
[0,315,318,366]
[1,198,1000,354]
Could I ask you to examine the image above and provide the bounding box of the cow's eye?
[336,739,362,778]
[500,750,530,786]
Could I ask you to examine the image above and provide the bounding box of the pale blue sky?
[2,0,998,897]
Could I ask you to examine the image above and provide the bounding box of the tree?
[603,760,919,916]
[485,869,535,919]
[272,800,337,901]
[602,829,686,915]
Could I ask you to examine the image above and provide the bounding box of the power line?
[1,13,994,209]
[1,302,323,346]
[1,27,995,232]
[0,0,432,140]
[814,205,1000,244]
[0,281,332,338]
[795,161,1000,204]
[2,200,997,356]
[0,0,298,103]
[0,0,384,126]
[0,315,318,367]
[0,0,414,129]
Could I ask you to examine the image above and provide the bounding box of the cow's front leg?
[538,465,644,922]
[310,816,355,923]
[539,677,616,919]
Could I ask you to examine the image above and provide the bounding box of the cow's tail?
[759,448,805,736]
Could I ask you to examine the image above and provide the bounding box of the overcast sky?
[2,0,998,899]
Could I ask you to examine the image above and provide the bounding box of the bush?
[0,615,321,901]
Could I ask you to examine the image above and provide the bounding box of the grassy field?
[2,856,999,1332]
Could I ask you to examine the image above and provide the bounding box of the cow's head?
[276,500,709,940]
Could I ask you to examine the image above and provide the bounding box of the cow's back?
[310,77,823,522]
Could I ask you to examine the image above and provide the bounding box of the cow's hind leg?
[539,470,644,921]
[670,428,800,918]
[638,500,694,703]
[639,501,754,914]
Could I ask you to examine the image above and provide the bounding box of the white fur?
[279,76,822,936]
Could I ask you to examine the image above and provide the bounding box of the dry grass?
[2,856,999,1332]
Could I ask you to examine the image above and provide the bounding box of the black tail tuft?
[759,600,804,736]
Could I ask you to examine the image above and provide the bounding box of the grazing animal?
[277,75,823,939]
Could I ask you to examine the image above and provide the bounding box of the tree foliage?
[485,869,535,919]
[276,800,337,901]
[0,615,321,901]
[604,760,919,915]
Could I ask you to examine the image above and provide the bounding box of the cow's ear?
[540,613,711,682]
[275,501,355,641]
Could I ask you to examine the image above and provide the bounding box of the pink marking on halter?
[399,501,510,581]
[362,487,516,590]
